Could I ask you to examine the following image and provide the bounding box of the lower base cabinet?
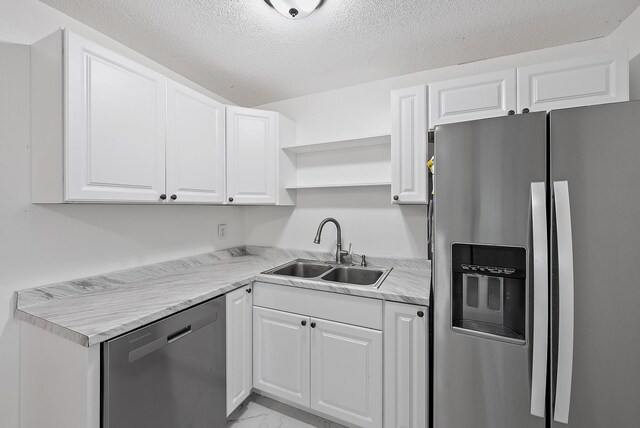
[253,306,310,407]
[252,302,383,428]
[226,286,253,416]
[310,318,382,428]
[228,282,428,428]
[384,302,429,428]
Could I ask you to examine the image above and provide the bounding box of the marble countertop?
[14,246,431,347]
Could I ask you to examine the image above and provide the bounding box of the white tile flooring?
[227,394,347,428]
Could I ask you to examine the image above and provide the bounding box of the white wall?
[609,5,640,100]
[244,187,427,258]
[0,2,245,427]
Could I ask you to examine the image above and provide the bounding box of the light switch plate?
[218,224,227,240]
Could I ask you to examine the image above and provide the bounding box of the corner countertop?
[14,246,430,347]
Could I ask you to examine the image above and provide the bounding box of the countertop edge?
[15,254,430,347]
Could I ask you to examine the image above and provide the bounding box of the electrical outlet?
[218,224,228,240]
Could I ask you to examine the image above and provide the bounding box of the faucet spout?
[313,218,346,263]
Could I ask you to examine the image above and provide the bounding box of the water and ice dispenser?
[451,244,527,344]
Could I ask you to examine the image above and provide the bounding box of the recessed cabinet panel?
[517,51,629,112]
[226,107,277,205]
[384,302,428,428]
[310,319,382,428]
[253,306,310,407]
[429,69,517,126]
[166,80,225,204]
[226,286,253,416]
[391,85,428,204]
[66,32,166,202]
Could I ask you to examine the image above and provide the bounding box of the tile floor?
[227,394,347,428]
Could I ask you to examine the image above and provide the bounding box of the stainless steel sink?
[262,259,391,288]
[320,266,384,286]
[268,260,333,278]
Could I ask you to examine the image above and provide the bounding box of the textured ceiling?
[41,0,640,106]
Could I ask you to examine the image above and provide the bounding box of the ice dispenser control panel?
[451,244,527,345]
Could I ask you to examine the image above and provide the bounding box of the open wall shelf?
[285,182,391,190]
[282,134,390,154]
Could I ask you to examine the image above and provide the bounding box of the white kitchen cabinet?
[252,283,384,426]
[253,306,310,407]
[310,318,382,428]
[429,69,517,126]
[390,85,428,205]
[226,106,296,206]
[226,286,253,416]
[31,29,167,203]
[166,79,226,204]
[384,302,428,428]
[31,29,231,205]
[517,51,629,113]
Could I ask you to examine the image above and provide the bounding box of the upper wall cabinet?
[517,51,629,113]
[32,30,168,203]
[166,80,226,204]
[226,106,296,206]
[426,51,629,129]
[31,30,229,205]
[390,85,428,205]
[429,69,517,126]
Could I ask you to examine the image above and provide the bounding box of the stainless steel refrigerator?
[432,101,640,428]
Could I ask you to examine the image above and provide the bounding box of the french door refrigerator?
[432,101,640,428]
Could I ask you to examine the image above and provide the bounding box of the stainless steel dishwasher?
[102,296,226,428]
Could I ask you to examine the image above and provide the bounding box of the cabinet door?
[65,32,166,202]
[391,85,428,205]
[226,106,277,205]
[166,80,225,204]
[226,286,253,416]
[517,51,629,113]
[429,69,517,126]
[384,302,428,428]
[253,307,310,406]
[310,318,382,428]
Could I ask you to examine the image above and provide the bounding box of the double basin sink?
[262,259,391,288]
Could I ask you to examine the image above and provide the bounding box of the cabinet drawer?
[253,282,383,330]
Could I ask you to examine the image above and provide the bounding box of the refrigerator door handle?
[530,182,549,418]
[553,180,575,424]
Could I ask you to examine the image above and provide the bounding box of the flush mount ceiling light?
[265,0,323,19]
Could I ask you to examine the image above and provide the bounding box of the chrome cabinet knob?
[393,195,399,201]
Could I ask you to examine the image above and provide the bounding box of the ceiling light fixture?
[264,0,322,20]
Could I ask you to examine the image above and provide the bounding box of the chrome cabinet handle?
[530,182,549,418]
[553,181,575,424]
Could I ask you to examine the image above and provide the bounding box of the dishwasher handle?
[128,310,218,363]
[167,325,192,343]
